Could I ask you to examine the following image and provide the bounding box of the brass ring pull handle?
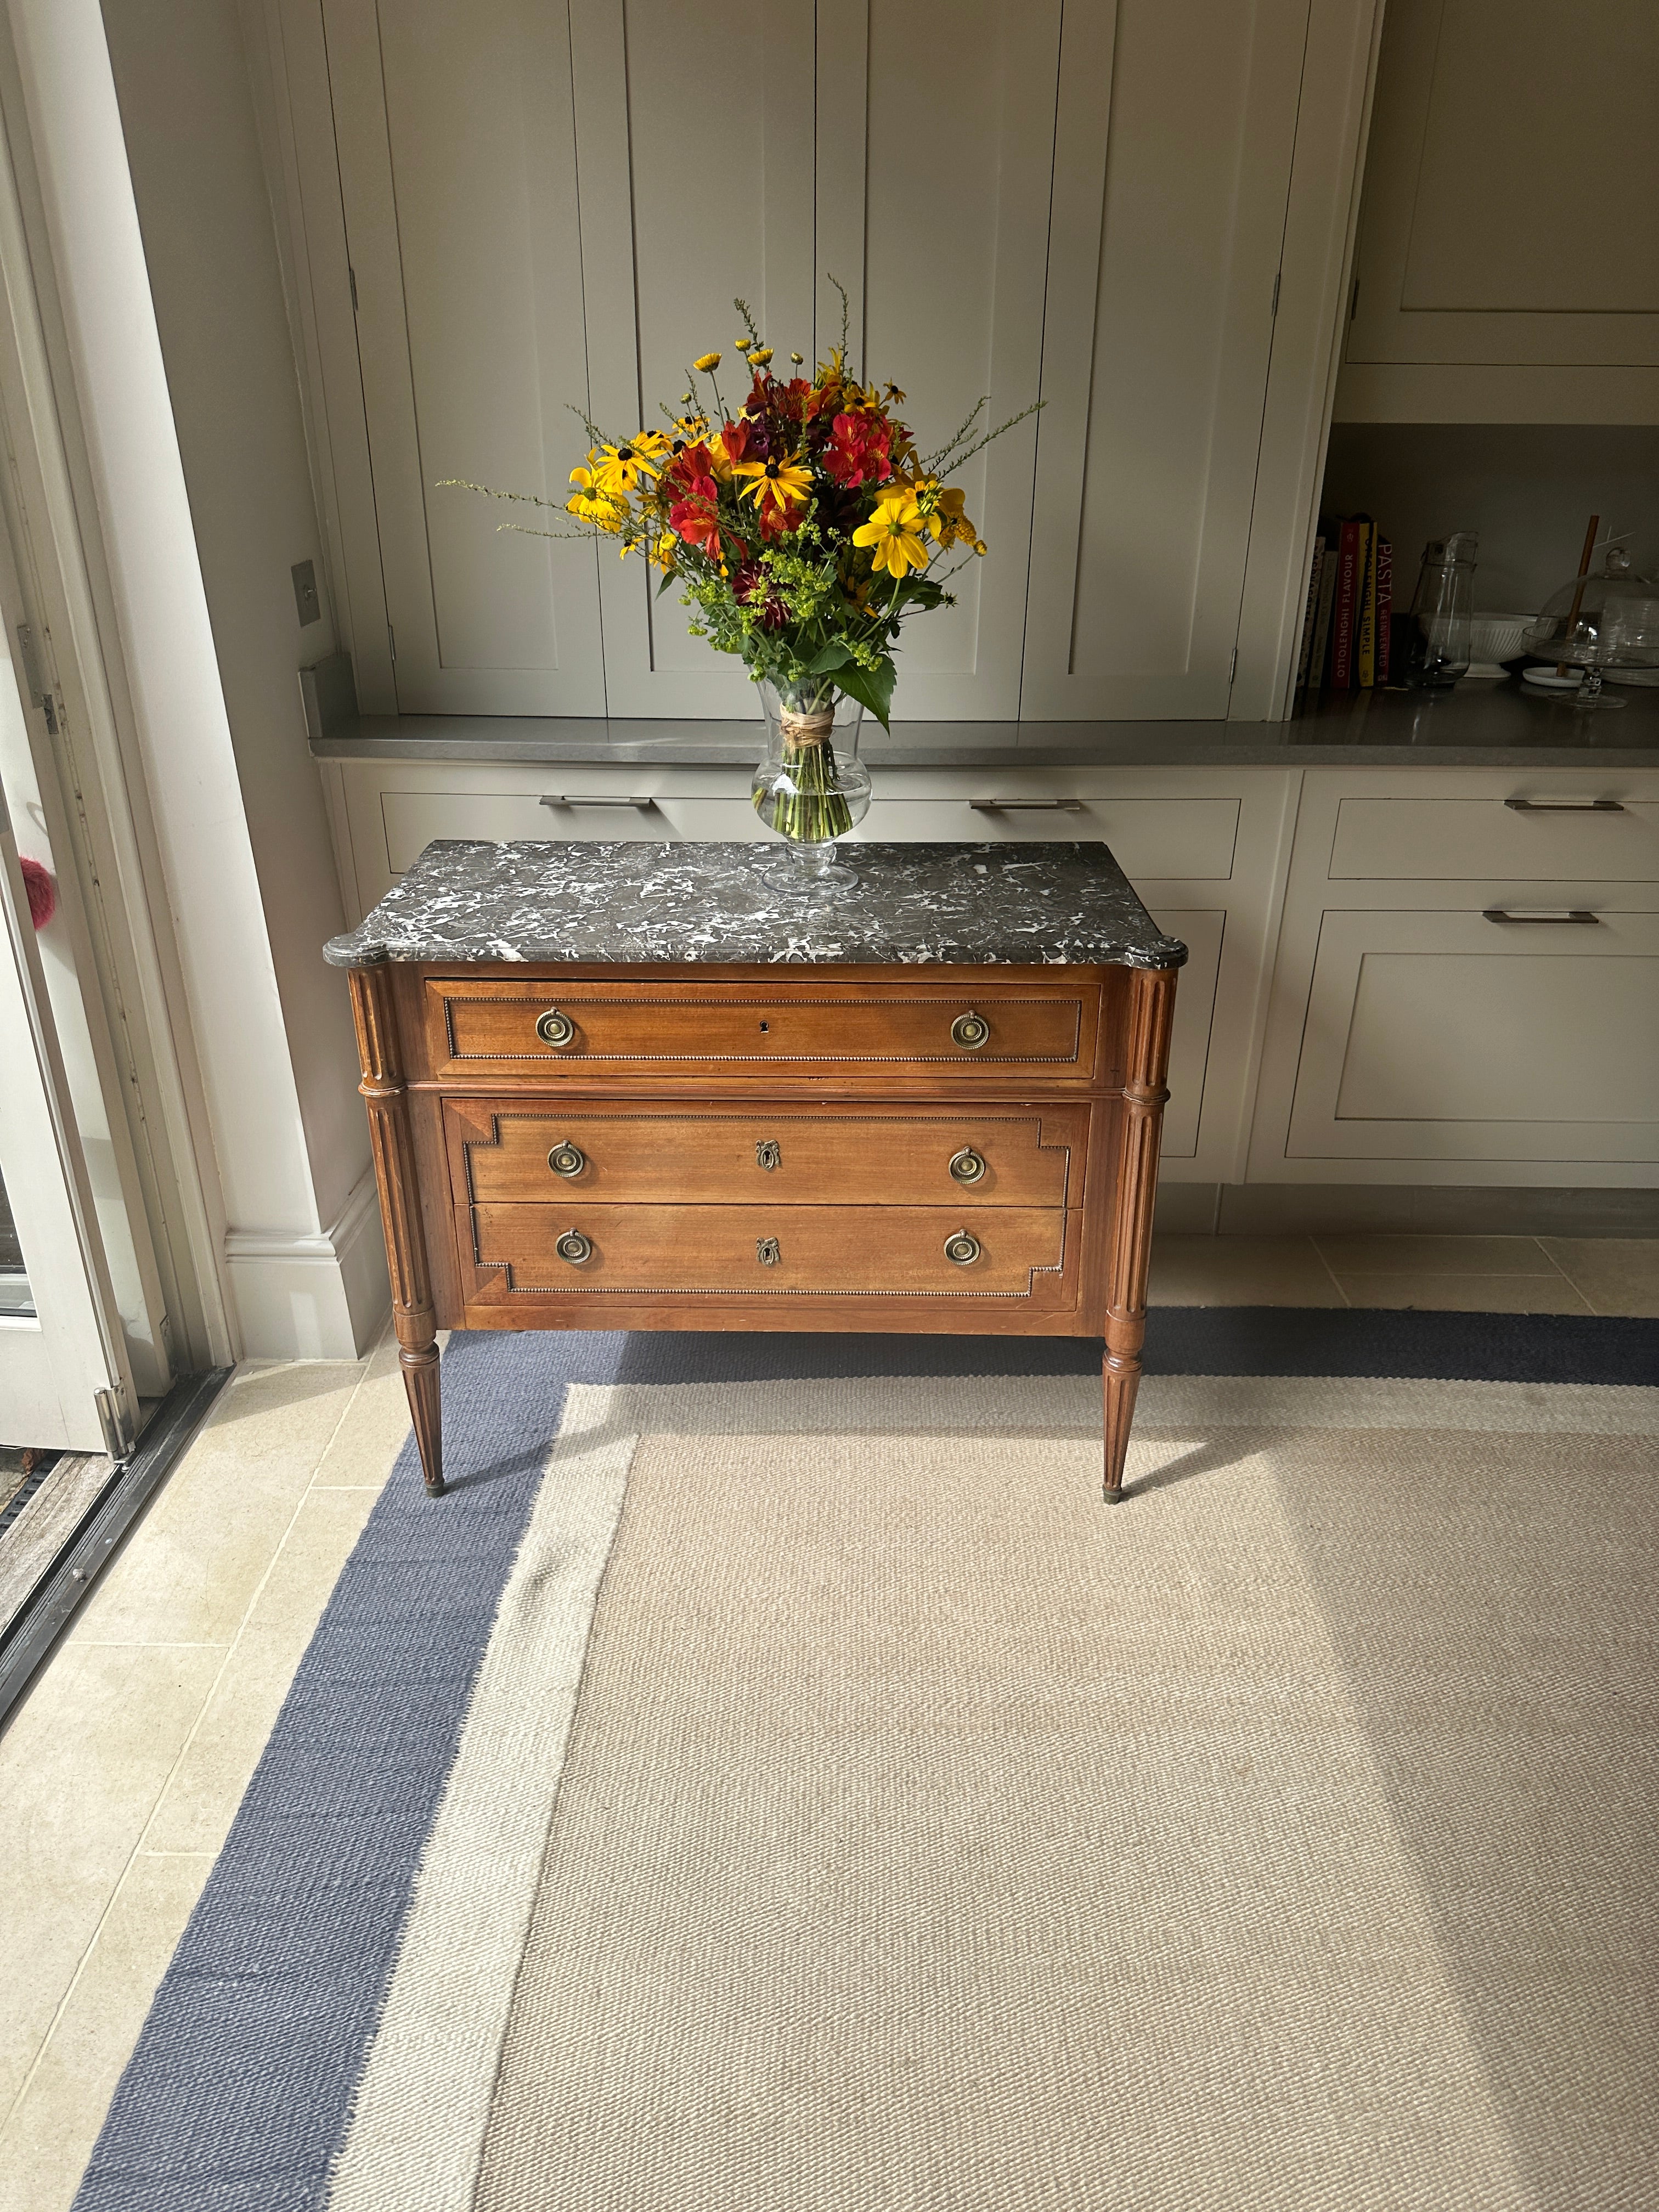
[944,1229,981,1266]
[757,1237,781,1267]
[951,1011,990,1050]
[536,1009,577,1047]
[555,1229,592,1265]
[948,1147,987,1184]
[548,1141,586,1178]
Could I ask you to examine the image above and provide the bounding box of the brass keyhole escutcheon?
[536,1008,576,1048]
[548,1141,586,1179]
[951,1011,990,1050]
[949,1147,986,1184]
[757,1236,781,1267]
[944,1229,981,1266]
[555,1228,593,1266]
[755,1139,781,1172]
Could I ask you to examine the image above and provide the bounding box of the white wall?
[6,0,385,1355]
[1321,424,1659,616]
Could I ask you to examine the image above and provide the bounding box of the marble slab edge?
[324,840,1189,974]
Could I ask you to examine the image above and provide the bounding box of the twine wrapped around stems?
[756,703,855,845]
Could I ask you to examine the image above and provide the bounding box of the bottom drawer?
[468,1203,1072,1301]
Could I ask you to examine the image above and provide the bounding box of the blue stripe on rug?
[71,1307,1655,2209]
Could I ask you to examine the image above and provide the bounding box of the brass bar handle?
[944,1229,981,1266]
[949,1147,987,1184]
[555,1229,593,1265]
[1503,798,1625,813]
[548,1141,586,1178]
[969,798,1084,812]
[539,794,657,809]
[536,1009,577,1047]
[951,1011,991,1049]
[1482,909,1601,925]
[757,1237,781,1267]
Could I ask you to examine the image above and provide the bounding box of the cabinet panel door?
[815,0,1060,720]
[572,0,816,716]
[323,0,606,714]
[1020,0,1308,718]
[1346,0,1659,378]
[1288,909,1659,1164]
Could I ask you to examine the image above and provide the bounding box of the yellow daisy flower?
[693,352,721,373]
[851,494,928,578]
[566,463,627,531]
[732,453,813,516]
[592,431,669,497]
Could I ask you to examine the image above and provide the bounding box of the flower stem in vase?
[769,708,854,845]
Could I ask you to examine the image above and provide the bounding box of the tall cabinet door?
[1019,0,1309,719]
[571,0,817,718]
[815,0,1060,723]
[324,0,606,715]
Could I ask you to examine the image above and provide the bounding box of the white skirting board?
[223,1167,390,1359]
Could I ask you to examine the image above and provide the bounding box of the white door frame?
[0,5,234,1372]
[0,778,134,1451]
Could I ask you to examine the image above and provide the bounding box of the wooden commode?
[325,840,1186,1502]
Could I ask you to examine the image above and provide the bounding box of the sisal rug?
[72,1318,1659,2211]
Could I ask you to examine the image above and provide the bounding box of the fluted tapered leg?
[1101,966,1177,1503]
[349,962,445,1496]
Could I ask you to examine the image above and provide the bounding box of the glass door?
[0,789,134,1454]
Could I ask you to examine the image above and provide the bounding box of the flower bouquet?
[446,285,1035,890]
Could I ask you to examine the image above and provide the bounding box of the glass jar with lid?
[1401,532,1478,689]
[1522,546,1659,710]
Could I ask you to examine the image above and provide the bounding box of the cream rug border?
[327,1366,1655,2210]
[328,1423,636,2212]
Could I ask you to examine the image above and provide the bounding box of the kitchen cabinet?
[1249,769,1659,1183]
[281,0,1314,719]
[1336,0,1659,423]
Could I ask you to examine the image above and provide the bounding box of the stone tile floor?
[3,1234,1657,2210]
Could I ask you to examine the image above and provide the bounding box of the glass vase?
[751,678,871,895]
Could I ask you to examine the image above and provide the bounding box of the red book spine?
[1374,538,1393,685]
[1330,520,1361,687]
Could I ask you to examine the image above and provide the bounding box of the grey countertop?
[324,839,1187,972]
[309,678,1659,770]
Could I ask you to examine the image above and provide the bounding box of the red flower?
[720,419,758,468]
[822,410,894,489]
[732,560,787,629]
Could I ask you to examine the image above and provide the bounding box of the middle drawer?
[447,1103,1086,1209]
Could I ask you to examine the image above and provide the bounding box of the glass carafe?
[1401,532,1478,689]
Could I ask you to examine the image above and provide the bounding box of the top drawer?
[1330,797,1659,881]
[422,979,1099,1081]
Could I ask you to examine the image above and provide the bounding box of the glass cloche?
[1523,545,1659,709]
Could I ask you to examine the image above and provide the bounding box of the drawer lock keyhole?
[555,1228,593,1266]
[944,1229,982,1267]
[536,1009,576,1048]
[755,1139,781,1171]
[949,1147,986,1184]
[951,1011,990,1050]
[548,1141,586,1179]
[757,1236,781,1267]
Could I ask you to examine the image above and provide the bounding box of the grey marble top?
[323,840,1187,972]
